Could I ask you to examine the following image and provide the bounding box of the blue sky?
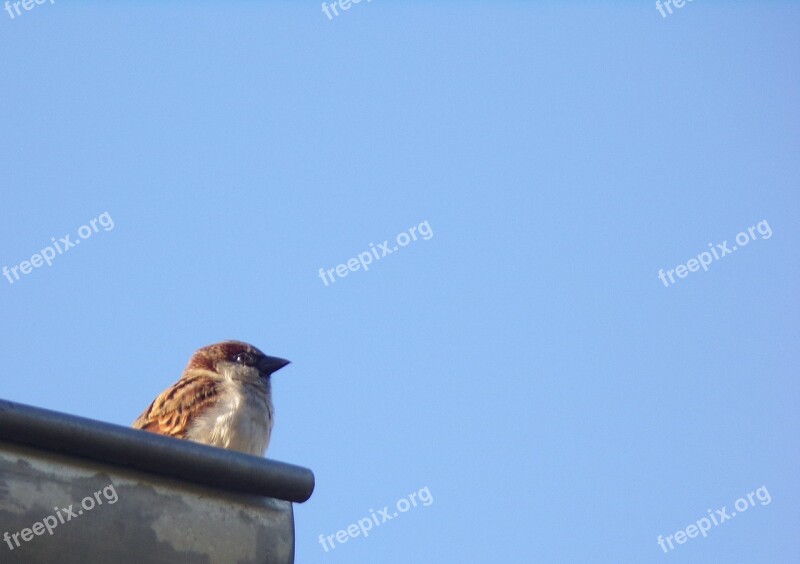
[1,2,798,563]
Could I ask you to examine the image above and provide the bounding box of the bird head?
[187,340,290,381]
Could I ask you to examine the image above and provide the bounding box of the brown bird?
[132,341,290,456]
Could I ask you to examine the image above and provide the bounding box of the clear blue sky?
[1,2,798,563]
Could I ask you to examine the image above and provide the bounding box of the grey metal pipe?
[0,399,314,503]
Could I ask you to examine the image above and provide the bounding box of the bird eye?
[234,352,254,366]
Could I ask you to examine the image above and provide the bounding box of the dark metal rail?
[0,399,314,503]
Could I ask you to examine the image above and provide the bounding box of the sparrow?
[132,341,290,456]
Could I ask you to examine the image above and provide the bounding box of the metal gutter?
[0,399,314,502]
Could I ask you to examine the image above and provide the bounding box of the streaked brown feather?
[132,373,220,439]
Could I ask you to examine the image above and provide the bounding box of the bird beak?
[258,355,291,375]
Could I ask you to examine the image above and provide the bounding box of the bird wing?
[131,375,220,439]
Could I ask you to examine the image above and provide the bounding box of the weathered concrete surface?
[0,441,294,564]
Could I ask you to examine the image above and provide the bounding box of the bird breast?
[187,378,273,456]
